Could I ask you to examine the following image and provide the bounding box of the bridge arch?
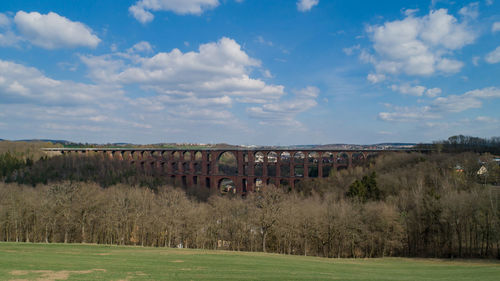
[219,178,236,194]
[293,151,305,164]
[267,151,278,163]
[217,151,237,176]
[183,151,191,161]
[352,152,365,166]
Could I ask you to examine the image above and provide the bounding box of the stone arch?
[280,152,291,177]
[172,151,181,161]
[254,178,263,191]
[336,152,349,166]
[254,152,264,177]
[254,151,264,163]
[322,152,334,163]
[217,151,237,176]
[307,152,319,164]
[267,151,278,163]
[194,151,202,161]
[366,153,378,164]
[161,151,170,160]
[307,152,319,177]
[293,151,305,164]
[183,151,191,161]
[294,165,304,177]
[182,162,190,173]
[194,162,202,174]
[267,151,278,177]
[219,178,236,194]
[352,152,365,166]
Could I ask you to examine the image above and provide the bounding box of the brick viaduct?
[42,148,411,194]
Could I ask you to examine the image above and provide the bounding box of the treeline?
[417,135,500,154]
[0,152,499,258]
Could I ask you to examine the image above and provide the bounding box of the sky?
[0,0,499,145]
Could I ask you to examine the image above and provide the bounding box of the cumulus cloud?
[0,13,10,27]
[0,13,22,47]
[367,73,385,83]
[485,46,500,64]
[81,37,284,103]
[366,8,476,77]
[391,84,426,96]
[379,106,439,122]
[14,11,100,49]
[343,44,360,55]
[425,88,442,98]
[0,37,319,142]
[127,41,154,53]
[431,87,500,113]
[390,84,442,97]
[297,0,319,12]
[380,87,500,122]
[0,59,120,105]
[247,86,318,126]
[458,2,479,20]
[129,0,220,23]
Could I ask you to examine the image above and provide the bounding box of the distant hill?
[0,139,420,150]
[17,139,72,144]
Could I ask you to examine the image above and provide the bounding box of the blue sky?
[0,0,499,145]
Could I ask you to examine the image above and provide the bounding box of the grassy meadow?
[0,242,499,280]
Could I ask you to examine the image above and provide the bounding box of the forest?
[0,138,499,259]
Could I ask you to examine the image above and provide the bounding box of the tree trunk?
[262,231,267,253]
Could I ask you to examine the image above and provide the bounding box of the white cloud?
[294,86,320,98]
[366,8,475,77]
[0,59,121,105]
[432,95,482,112]
[476,116,499,123]
[127,41,153,53]
[367,73,385,83]
[425,88,442,97]
[391,84,426,96]
[0,37,320,143]
[485,46,500,64]
[343,44,360,55]
[81,37,284,103]
[380,87,500,122]
[379,106,439,122]
[129,0,220,23]
[0,30,21,47]
[297,0,319,12]
[458,2,479,20]
[432,87,500,112]
[472,56,480,66]
[0,13,10,27]
[14,11,100,49]
[256,36,273,46]
[0,13,21,47]
[262,69,273,78]
[247,86,318,126]
[493,22,500,32]
[435,58,464,73]
[129,5,154,24]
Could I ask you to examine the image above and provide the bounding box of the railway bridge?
[42,148,412,194]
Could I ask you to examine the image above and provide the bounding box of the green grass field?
[0,243,499,280]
